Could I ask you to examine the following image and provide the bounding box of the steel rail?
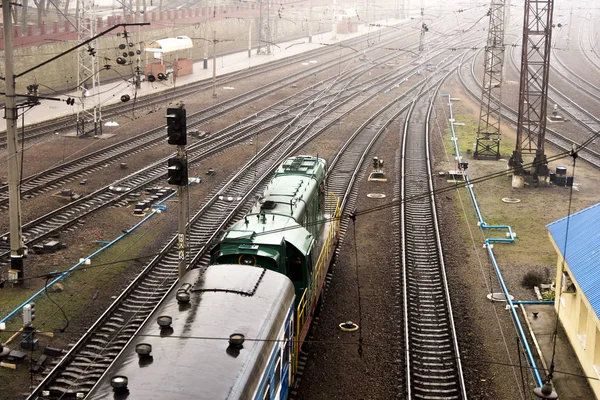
[27,43,448,398]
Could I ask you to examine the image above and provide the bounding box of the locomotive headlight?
[238,254,256,266]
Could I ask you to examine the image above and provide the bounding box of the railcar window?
[262,384,270,400]
[319,183,325,212]
[283,339,290,369]
[274,356,282,393]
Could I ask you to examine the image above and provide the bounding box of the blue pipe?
[441,94,543,387]
[513,301,554,305]
[484,241,543,385]
[1,190,179,325]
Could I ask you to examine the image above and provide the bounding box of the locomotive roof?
[87,265,295,400]
[275,155,327,180]
[221,212,313,256]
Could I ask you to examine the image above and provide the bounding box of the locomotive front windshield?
[216,253,279,271]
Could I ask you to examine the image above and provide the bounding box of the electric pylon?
[76,0,103,136]
[474,0,506,160]
[508,0,555,185]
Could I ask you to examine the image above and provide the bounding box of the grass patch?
[441,112,562,298]
[0,223,162,344]
[444,114,515,159]
[0,223,163,396]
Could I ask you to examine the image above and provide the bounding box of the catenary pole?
[2,18,149,284]
[212,30,217,98]
[3,0,26,282]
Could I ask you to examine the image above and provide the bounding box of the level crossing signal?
[166,107,187,145]
[167,157,188,186]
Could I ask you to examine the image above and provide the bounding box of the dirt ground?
[294,74,600,400]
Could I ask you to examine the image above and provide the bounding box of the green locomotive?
[210,155,340,376]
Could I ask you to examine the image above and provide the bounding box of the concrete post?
[212,30,217,98]
[3,0,25,282]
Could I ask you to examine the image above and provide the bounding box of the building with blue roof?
[547,202,600,397]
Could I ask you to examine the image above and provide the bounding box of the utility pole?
[419,7,427,52]
[332,0,337,40]
[3,0,25,282]
[2,16,149,283]
[258,0,272,54]
[135,0,142,89]
[566,3,572,49]
[204,32,209,70]
[308,0,312,43]
[204,1,211,69]
[248,21,252,58]
[212,30,217,98]
[508,0,554,187]
[258,0,263,54]
[474,0,506,160]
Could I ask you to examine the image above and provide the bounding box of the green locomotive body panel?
[211,155,327,299]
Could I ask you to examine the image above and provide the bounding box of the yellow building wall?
[551,234,600,398]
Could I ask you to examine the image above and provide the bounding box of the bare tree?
[21,0,29,31]
[32,0,47,27]
[63,0,71,21]
[11,3,19,27]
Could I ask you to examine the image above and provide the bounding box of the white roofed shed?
[145,36,194,56]
[144,36,194,78]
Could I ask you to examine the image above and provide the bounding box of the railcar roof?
[87,265,295,400]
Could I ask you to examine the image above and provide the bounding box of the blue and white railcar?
[86,265,295,400]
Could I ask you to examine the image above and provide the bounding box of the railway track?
[21,14,487,396]
[398,72,466,399]
[27,38,459,398]
[506,40,600,154]
[0,27,417,208]
[0,34,434,264]
[458,50,600,169]
[0,24,419,148]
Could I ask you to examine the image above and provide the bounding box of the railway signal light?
[166,107,187,145]
[167,157,188,186]
[372,157,383,170]
[23,302,35,327]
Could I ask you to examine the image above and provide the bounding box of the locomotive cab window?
[288,256,304,282]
